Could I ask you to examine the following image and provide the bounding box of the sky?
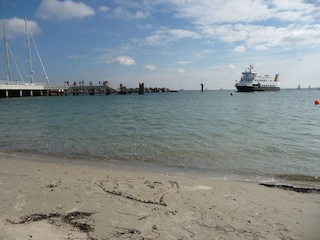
[1,0,320,90]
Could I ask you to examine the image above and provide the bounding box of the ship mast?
[3,22,11,84]
[30,30,50,86]
[25,17,34,84]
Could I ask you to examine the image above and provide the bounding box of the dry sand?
[0,152,319,240]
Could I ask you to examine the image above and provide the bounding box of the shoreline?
[2,150,320,188]
[1,153,320,239]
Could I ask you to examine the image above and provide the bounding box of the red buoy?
[315,99,320,105]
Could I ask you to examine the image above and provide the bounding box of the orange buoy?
[315,99,320,105]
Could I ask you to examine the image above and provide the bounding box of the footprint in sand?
[14,199,27,210]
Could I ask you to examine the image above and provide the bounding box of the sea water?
[1,89,319,187]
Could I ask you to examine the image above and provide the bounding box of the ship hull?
[236,86,280,92]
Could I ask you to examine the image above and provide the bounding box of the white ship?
[235,65,280,92]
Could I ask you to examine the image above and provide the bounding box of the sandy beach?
[0,153,319,240]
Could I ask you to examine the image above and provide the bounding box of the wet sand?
[0,153,319,239]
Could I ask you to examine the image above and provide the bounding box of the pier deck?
[0,84,68,98]
[69,84,120,95]
[0,83,120,98]
[0,82,175,98]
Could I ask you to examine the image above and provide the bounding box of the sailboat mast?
[30,32,50,86]
[25,17,34,84]
[3,22,11,83]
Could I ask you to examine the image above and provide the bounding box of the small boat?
[235,65,280,92]
[297,84,301,89]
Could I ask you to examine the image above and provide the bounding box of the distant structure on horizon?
[200,82,204,92]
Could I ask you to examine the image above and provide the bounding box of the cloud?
[107,56,136,66]
[137,24,152,30]
[176,68,186,74]
[144,27,201,46]
[228,64,236,69]
[177,61,192,65]
[113,7,149,20]
[200,24,248,43]
[98,6,109,13]
[168,0,316,24]
[167,29,201,40]
[36,0,95,20]
[69,55,86,59]
[170,0,270,24]
[199,22,320,51]
[233,45,245,53]
[143,65,156,70]
[0,17,41,39]
[160,0,320,50]
[283,24,320,47]
[104,0,320,50]
[194,49,213,58]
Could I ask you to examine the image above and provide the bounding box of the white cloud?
[103,0,320,51]
[107,56,136,66]
[193,49,213,59]
[144,34,164,46]
[98,6,109,13]
[168,0,316,24]
[169,0,270,24]
[113,7,149,20]
[160,0,320,50]
[283,24,320,47]
[137,24,152,30]
[176,68,186,74]
[36,0,95,20]
[255,45,268,51]
[0,17,41,39]
[199,22,320,51]
[143,65,156,70]
[101,0,318,53]
[144,27,201,46]
[167,29,201,40]
[200,24,248,43]
[177,61,192,65]
[228,64,236,69]
[233,45,245,53]
[270,0,314,12]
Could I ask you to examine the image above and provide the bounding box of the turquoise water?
[1,89,320,186]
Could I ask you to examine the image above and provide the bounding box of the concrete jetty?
[0,83,69,98]
[0,81,177,98]
[0,81,120,98]
[69,82,120,95]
